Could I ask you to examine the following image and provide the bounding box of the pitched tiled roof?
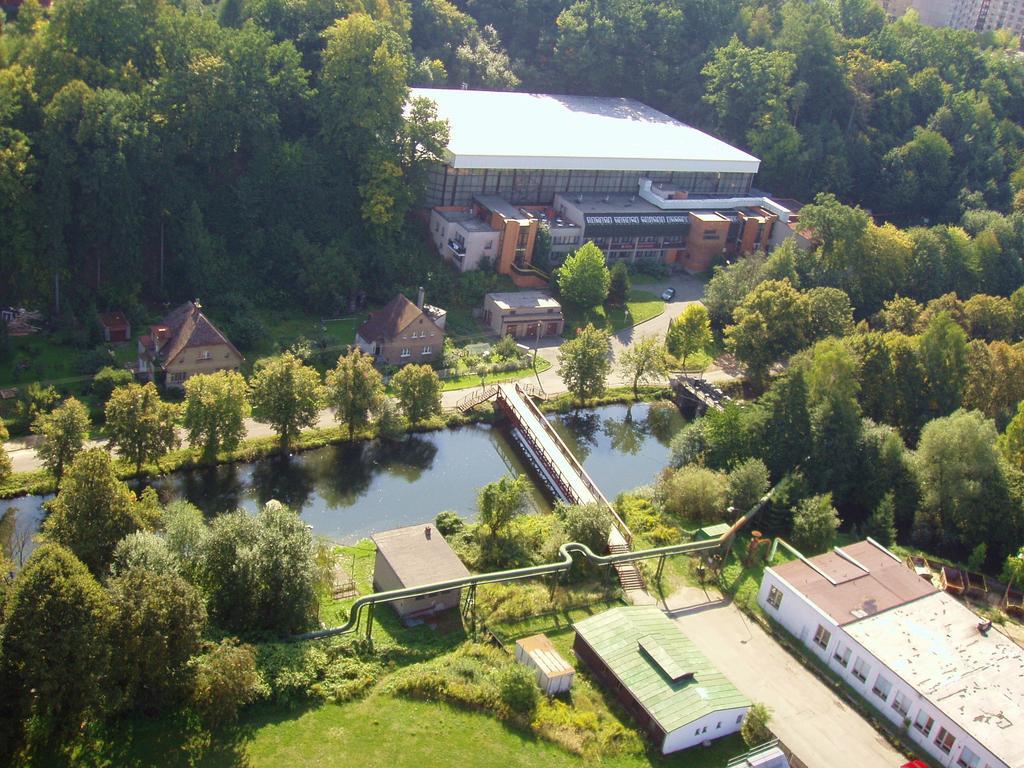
[357,294,429,343]
[98,311,130,330]
[372,524,470,586]
[147,302,242,366]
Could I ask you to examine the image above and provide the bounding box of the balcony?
[447,239,466,255]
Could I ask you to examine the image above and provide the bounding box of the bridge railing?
[507,384,634,547]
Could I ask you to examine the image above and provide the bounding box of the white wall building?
[758,539,1023,768]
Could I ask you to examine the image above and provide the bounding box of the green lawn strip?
[563,290,664,336]
[441,357,552,391]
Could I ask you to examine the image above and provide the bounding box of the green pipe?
[293,486,777,643]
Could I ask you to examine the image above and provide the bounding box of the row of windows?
[693,714,744,736]
[766,587,988,768]
[399,346,434,358]
[403,331,435,339]
[424,165,754,207]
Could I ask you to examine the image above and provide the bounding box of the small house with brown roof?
[371,523,470,623]
[137,300,243,389]
[98,311,131,343]
[355,288,446,367]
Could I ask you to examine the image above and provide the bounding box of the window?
[934,727,955,754]
[852,657,870,683]
[766,585,783,609]
[198,350,212,361]
[701,230,720,240]
[400,348,410,358]
[958,746,980,768]
[834,646,851,668]
[872,676,892,702]
[421,345,432,355]
[716,721,721,729]
[914,711,934,737]
[891,691,911,718]
[813,625,831,650]
[170,372,187,384]
[736,715,743,724]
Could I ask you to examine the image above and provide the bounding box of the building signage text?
[584,214,689,226]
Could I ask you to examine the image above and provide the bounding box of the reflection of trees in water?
[557,411,600,462]
[645,402,686,446]
[250,454,315,511]
[602,406,648,455]
[169,465,245,515]
[308,436,440,508]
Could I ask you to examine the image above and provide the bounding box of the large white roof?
[410,88,760,174]
[846,591,1024,768]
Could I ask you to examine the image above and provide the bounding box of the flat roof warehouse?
[410,88,761,174]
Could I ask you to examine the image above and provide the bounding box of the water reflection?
[10,403,686,546]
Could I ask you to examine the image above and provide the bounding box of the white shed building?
[514,634,574,695]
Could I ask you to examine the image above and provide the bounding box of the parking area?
[665,587,905,768]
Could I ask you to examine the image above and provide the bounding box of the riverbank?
[0,386,675,500]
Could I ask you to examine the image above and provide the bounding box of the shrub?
[659,465,728,522]
[556,502,613,553]
[791,493,841,554]
[435,511,465,537]
[492,334,521,360]
[497,663,540,718]
[93,365,134,402]
[741,703,773,747]
[189,639,266,727]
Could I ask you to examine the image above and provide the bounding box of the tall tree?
[0,422,12,485]
[726,278,808,387]
[761,369,812,479]
[107,567,207,714]
[391,364,442,423]
[607,260,630,306]
[105,383,180,473]
[617,336,667,397]
[250,353,324,450]
[32,397,91,481]
[557,242,610,307]
[182,371,252,461]
[558,323,611,401]
[791,493,841,555]
[42,448,144,574]
[0,544,113,748]
[918,311,969,418]
[326,348,385,439]
[478,474,529,537]
[666,303,712,369]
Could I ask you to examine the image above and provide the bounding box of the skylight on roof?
[638,636,693,682]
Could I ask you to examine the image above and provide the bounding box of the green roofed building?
[572,606,750,754]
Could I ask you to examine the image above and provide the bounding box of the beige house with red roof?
[137,300,243,389]
[355,289,446,367]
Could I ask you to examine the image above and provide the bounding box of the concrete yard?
[664,587,905,768]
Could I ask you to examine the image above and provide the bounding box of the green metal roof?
[573,606,749,733]
[696,523,733,540]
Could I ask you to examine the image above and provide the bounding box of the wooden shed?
[514,634,574,695]
[371,523,470,624]
[98,311,131,343]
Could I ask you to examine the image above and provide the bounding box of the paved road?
[4,275,729,473]
[665,586,904,768]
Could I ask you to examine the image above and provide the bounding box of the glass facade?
[424,165,755,207]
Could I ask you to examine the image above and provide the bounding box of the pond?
[2,402,684,559]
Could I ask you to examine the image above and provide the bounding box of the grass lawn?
[441,357,552,391]
[564,290,664,336]
[105,696,745,768]
[0,334,85,388]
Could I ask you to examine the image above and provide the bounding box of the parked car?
[661,287,676,301]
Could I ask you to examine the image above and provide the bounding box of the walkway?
[665,586,905,768]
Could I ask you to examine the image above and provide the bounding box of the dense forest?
[3,0,1024,323]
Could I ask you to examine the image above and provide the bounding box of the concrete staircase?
[608,541,646,592]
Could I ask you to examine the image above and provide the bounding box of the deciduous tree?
[557,242,610,307]
[42,448,143,574]
[607,261,630,306]
[558,323,611,401]
[250,352,324,450]
[0,544,113,747]
[391,364,442,423]
[0,421,12,485]
[107,567,207,714]
[666,303,712,369]
[183,371,251,461]
[791,493,841,554]
[726,279,808,388]
[617,336,667,397]
[478,474,529,537]
[105,382,180,472]
[32,397,91,481]
[728,458,771,513]
[326,348,385,439]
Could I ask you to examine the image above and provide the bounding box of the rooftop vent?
[638,636,693,682]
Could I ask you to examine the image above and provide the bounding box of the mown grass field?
[563,290,664,336]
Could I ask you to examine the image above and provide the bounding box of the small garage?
[514,634,574,694]
[371,523,471,624]
[573,606,750,754]
[98,311,131,343]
